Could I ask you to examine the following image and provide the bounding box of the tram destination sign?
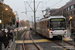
[51,18,64,22]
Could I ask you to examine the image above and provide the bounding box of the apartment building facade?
[52,0,75,23]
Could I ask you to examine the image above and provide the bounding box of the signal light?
[16,21,19,27]
[16,21,19,23]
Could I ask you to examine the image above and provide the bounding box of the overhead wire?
[50,0,62,7]
[45,0,51,3]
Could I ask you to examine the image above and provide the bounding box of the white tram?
[36,16,67,38]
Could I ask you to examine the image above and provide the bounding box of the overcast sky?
[4,0,70,21]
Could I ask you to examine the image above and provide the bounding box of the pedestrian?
[0,31,4,50]
[2,29,9,48]
[7,29,13,42]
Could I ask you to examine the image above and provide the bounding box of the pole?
[2,11,3,29]
[10,17,12,22]
[70,20,75,50]
[34,0,36,35]
[31,16,33,28]
[70,20,71,36]
[62,34,64,50]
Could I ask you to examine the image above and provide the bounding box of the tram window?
[47,21,49,28]
[50,18,66,30]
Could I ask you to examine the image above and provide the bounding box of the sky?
[4,0,70,21]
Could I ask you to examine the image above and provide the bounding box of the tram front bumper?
[49,31,67,38]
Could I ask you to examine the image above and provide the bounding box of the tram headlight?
[50,31,52,33]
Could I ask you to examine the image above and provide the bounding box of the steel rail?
[52,40,75,50]
[23,32,26,50]
[29,31,41,50]
[23,40,25,50]
[64,41,75,46]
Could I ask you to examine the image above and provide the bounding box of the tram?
[36,16,67,38]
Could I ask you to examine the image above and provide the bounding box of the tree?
[26,20,30,26]
[19,20,30,27]
[19,20,26,27]
[0,3,15,26]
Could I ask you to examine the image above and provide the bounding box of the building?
[42,8,57,18]
[52,0,75,23]
[50,9,57,16]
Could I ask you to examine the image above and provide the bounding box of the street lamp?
[14,12,17,15]
[69,16,72,20]
[0,20,2,24]
[0,20,2,30]
[69,16,75,49]
[31,16,33,28]
[69,16,72,36]
[2,8,8,29]
[5,8,8,11]
[14,11,19,26]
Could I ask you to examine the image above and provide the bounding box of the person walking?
[0,31,3,50]
[8,29,13,42]
[2,30,9,48]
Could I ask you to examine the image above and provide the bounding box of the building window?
[64,9,66,12]
[71,5,73,9]
[74,11,75,14]
[71,12,72,15]
[66,8,68,11]
[68,12,70,15]
[72,11,74,15]
[70,11,74,15]
[68,7,70,11]
[70,6,71,10]
[74,4,75,8]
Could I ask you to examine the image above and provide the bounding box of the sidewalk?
[4,39,16,50]
[65,28,74,41]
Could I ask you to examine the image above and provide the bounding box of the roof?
[48,16,65,19]
[40,16,66,21]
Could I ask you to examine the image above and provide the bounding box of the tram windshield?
[50,18,66,30]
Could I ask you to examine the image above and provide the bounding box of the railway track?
[31,32,75,50]
[52,39,75,50]
[23,32,26,50]
[22,31,75,50]
[22,31,42,50]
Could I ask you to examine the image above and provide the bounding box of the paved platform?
[63,37,73,41]
[16,37,73,44]
[16,39,51,44]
